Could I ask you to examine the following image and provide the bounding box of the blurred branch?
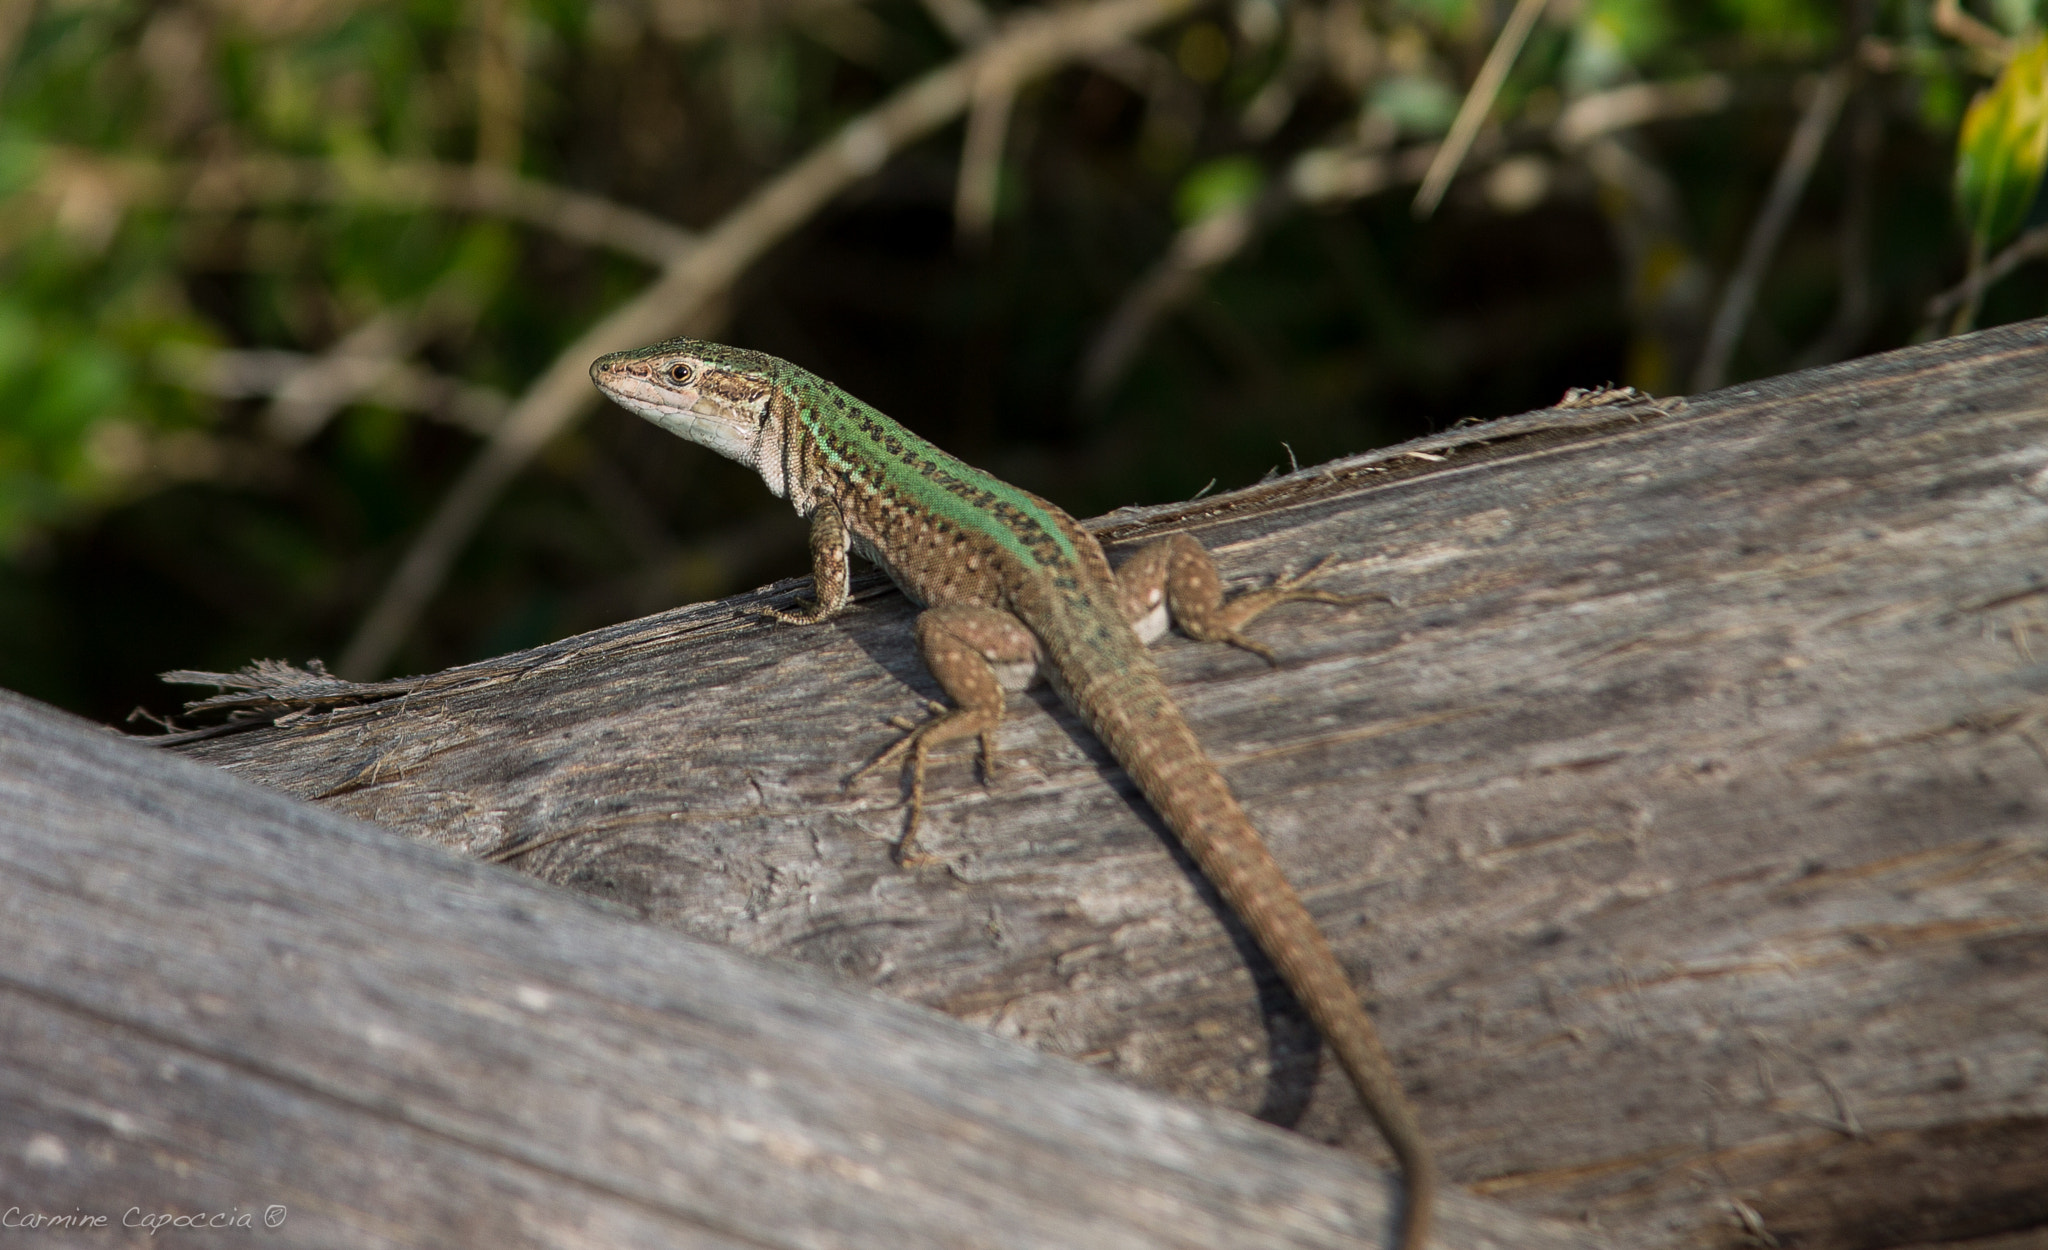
[1242,0,1374,141]
[259,283,489,444]
[1793,90,1883,370]
[81,423,286,493]
[158,342,510,438]
[1412,0,1546,218]
[1920,222,2048,332]
[0,0,32,98]
[936,0,1009,251]
[1691,65,1851,393]
[263,312,417,443]
[1932,0,2013,59]
[1080,143,1437,403]
[1237,2,1322,141]
[1551,75,1732,149]
[1950,235,1988,336]
[1079,196,1270,405]
[1082,67,1743,405]
[918,0,994,45]
[473,0,526,170]
[16,150,696,266]
[1575,133,1710,390]
[1548,75,1734,394]
[955,78,1016,247]
[338,0,1216,680]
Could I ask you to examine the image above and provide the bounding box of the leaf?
[1368,74,1460,136]
[1955,32,2048,249]
[1174,157,1265,226]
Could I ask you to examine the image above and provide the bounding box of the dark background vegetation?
[0,0,2040,725]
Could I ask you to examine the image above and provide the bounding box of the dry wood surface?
[0,690,1601,1249]
[164,320,2048,1249]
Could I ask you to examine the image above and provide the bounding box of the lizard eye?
[666,362,695,385]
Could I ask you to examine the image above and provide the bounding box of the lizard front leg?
[752,499,853,625]
[1115,532,1358,660]
[853,603,1038,865]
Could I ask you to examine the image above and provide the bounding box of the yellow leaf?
[1956,32,2048,248]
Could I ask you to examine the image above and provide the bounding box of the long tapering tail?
[1065,657,1438,1249]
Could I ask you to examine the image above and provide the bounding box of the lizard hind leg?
[850,603,1039,865]
[1118,533,1367,662]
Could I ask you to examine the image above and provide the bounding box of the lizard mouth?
[589,353,761,466]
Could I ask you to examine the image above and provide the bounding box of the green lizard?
[590,338,1437,1249]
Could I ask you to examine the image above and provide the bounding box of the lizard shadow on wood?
[796,541,1346,1136]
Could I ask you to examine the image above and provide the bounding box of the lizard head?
[589,338,781,467]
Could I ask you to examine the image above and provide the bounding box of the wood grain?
[172,320,2048,1249]
[0,690,1600,1248]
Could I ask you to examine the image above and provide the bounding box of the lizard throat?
[607,391,760,466]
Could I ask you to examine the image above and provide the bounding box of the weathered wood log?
[169,321,2048,1249]
[0,691,1599,1248]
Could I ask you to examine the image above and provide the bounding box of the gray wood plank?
[0,691,1595,1248]
[172,321,2048,1248]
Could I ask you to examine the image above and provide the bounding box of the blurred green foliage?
[1956,30,2048,249]
[1176,155,1265,222]
[0,0,2042,720]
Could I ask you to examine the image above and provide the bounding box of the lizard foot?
[849,700,998,866]
[1210,556,1382,663]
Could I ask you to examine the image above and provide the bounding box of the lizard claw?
[1262,556,1361,603]
[1203,556,1376,660]
[847,703,949,784]
[846,700,959,868]
[1271,556,1396,608]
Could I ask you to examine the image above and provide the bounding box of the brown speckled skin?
[591,339,1437,1249]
